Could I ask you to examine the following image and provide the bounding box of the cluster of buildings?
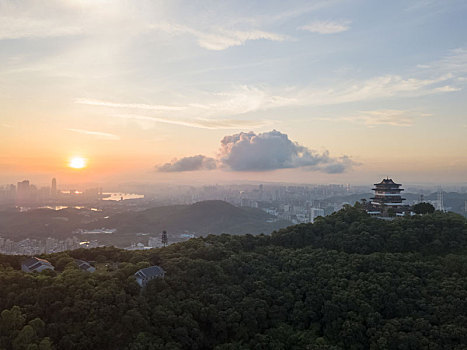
[138,183,360,212]
[188,183,358,204]
[0,178,59,206]
[21,256,95,273]
[20,256,163,289]
[217,184,355,224]
[125,232,193,251]
[0,236,99,255]
[262,205,325,224]
[0,178,103,207]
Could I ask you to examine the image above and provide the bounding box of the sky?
[1,0,466,187]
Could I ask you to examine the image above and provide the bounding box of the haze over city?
[1,0,467,187]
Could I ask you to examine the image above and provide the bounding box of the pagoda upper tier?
[372,179,403,191]
[371,178,405,206]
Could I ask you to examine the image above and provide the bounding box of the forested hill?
[0,201,291,240]
[90,200,291,235]
[271,204,467,254]
[1,207,466,349]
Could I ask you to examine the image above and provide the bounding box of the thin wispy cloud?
[0,18,82,40]
[76,95,275,130]
[113,114,270,130]
[237,0,342,26]
[66,128,120,140]
[0,6,83,40]
[305,73,457,104]
[340,110,430,127]
[76,64,461,127]
[202,72,459,113]
[432,86,460,93]
[1,1,291,52]
[75,99,186,112]
[433,48,467,75]
[404,0,439,12]
[76,89,295,118]
[149,22,289,50]
[300,20,351,34]
[189,85,298,115]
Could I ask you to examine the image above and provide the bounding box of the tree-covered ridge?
[270,206,467,254]
[0,207,466,349]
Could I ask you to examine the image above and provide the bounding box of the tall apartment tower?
[16,180,30,203]
[51,178,57,196]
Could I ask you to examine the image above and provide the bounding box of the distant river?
[101,193,145,201]
[20,206,102,212]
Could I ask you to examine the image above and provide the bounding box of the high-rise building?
[51,178,57,197]
[16,180,30,203]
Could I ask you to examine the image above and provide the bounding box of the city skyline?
[1,0,467,186]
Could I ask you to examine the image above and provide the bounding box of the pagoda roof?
[374,178,401,186]
[370,197,406,201]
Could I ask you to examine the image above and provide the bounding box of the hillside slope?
[1,207,466,349]
[90,200,290,235]
[0,201,291,239]
[0,207,100,239]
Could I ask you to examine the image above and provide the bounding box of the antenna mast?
[437,188,445,212]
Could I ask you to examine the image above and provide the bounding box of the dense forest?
[0,206,466,349]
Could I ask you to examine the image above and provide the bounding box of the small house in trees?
[134,265,165,287]
[75,259,96,273]
[21,257,54,273]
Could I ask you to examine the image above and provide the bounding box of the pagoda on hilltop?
[368,178,406,217]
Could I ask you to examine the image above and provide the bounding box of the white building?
[310,208,325,223]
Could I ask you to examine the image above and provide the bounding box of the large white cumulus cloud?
[220,130,320,171]
[156,130,356,173]
[219,130,354,172]
[158,155,217,172]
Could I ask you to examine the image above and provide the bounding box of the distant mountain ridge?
[91,200,290,235]
[0,200,291,240]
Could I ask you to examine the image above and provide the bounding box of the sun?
[69,157,87,169]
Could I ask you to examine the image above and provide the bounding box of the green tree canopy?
[413,202,436,214]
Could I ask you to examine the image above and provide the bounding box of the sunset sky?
[1,0,466,186]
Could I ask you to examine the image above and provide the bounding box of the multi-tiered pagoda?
[369,178,406,216]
